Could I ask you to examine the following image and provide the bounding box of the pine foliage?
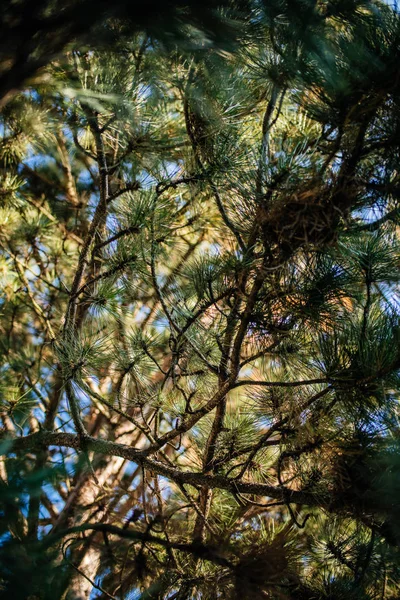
[0,2,400,599]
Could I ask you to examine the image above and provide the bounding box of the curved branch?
[1,431,323,508]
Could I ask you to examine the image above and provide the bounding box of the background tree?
[1,1,400,599]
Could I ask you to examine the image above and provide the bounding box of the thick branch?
[1,431,322,508]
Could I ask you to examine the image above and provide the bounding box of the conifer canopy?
[0,1,400,599]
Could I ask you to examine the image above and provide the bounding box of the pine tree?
[1,2,400,599]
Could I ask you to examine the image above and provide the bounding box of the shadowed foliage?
[0,1,400,599]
